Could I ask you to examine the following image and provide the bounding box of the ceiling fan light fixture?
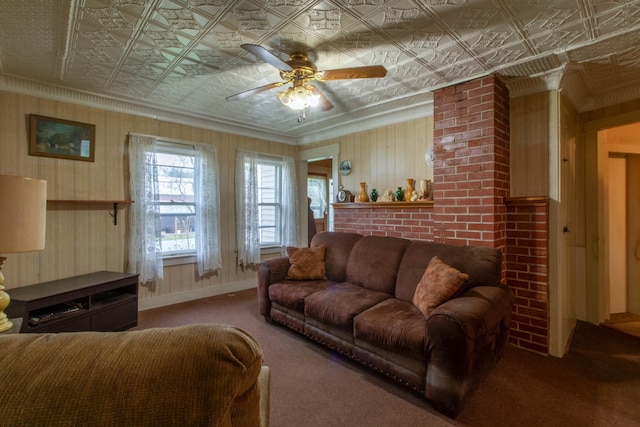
[277,85,319,110]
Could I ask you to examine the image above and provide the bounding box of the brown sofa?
[258,231,513,417]
[0,324,270,426]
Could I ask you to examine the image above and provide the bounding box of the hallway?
[602,312,640,339]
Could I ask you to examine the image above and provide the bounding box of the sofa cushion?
[269,280,332,313]
[345,235,411,295]
[354,298,426,360]
[304,282,391,329]
[395,240,502,302]
[413,256,469,318]
[286,245,326,280]
[311,231,363,282]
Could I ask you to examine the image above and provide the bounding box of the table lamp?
[0,175,47,332]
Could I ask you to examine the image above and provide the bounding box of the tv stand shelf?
[6,271,139,333]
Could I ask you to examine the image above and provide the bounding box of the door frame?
[583,111,640,324]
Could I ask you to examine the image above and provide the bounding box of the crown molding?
[0,74,298,145]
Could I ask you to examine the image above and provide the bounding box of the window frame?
[256,157,284,249]
[154,141,198,262]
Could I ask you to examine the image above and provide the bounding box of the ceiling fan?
[226,44,387,120]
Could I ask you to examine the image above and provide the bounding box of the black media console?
[6,271,139,333]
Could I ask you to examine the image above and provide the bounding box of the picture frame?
[29,114,95,162]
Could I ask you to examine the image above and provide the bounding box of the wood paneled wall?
[303,118,434,200]
[510,92,550,197]
[0,91,295,307]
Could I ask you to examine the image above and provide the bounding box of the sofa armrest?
[425,285,514,417]
[257,256,290,318]
[0,324,265,426]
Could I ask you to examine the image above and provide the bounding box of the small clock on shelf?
[337,190,354,203]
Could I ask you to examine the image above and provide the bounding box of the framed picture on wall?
[29,114,96,162]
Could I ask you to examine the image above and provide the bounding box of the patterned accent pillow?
[413,256,469,318]
[286,245,327,280]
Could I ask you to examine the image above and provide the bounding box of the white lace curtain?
[194,144,222,276]
[128,134,221,283]
[235,149,261,268]
[280,156,300,252]
[236,149,300,268]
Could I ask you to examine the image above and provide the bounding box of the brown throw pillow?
[286,245,327,280]
[413,256,469,318]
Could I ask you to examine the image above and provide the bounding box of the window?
[154,145,196,257]
[128,134,221,283]
[307,175,327,219]
[235,149,299,268]
[257,160,282,247]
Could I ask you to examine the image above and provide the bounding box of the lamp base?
[0,257,13,332]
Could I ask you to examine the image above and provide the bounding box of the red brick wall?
[333,205,433,239]
[505,198,550,354]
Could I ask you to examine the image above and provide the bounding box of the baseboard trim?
[138,280,256,311]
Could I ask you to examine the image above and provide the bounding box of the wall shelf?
[332,201,433,209]
[47,200,134,225]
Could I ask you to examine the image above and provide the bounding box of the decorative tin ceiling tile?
[1,0,640,141]
[455,8,498,30]
[86,7,133,29]
[308,9,342,31]
[157,8,202,30]
[382,8,420,30]
[235,9,270,31]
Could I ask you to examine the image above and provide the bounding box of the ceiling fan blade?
[317,65,387,81]
[310,86,334,111]
[241,44,293,71]
[226,82,283,101]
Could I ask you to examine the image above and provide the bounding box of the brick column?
[505,198,550,354]
[432,76,510,250]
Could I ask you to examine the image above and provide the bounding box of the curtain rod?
[129,132,204,149]
[237,147,290,162]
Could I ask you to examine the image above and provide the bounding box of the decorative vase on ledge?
[357,182,370,202]
[396,186,404,202]
[405,178,414,201]
[370,188,378,202]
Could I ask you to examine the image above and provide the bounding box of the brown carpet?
[136,289,640,427]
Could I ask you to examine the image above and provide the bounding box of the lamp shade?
[0,175,47,254]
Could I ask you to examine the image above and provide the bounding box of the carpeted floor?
[136,289,640,427]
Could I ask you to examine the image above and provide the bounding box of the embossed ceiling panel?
[1,0,640,144]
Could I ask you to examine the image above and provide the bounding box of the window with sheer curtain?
[307,175,327,219]
[236,149,299,269]
[128,134,222,283]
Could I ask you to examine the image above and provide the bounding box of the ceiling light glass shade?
[277,85,320,110]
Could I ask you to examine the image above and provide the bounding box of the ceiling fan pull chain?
[298,107,307,123]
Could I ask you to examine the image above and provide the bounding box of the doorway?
[298,143,339,243]
[603,152,640,337]
[599,132,640,338]
[307,158,333,240]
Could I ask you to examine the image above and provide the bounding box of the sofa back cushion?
[311,231,363,282]
[0,324,264,426]
[395,240,502,302]
[345,235,411,295]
